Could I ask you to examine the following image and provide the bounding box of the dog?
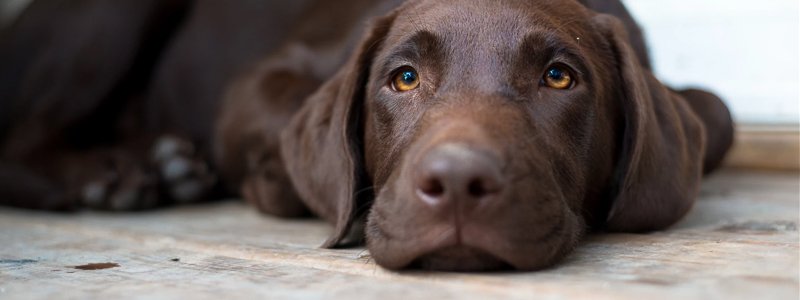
[0,0,734,271]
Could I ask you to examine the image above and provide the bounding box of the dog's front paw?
[79,161,159,211]
[152,135,217,203]
[241,172,308,217]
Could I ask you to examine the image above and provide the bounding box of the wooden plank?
[0,169,797,300]
[725,125,800,171]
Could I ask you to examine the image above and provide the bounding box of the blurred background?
[622,0,799,126]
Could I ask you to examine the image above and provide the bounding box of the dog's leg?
[0,162,72,210]
[0,146,160,211]
[215,65,318,217]
[0,134,219,211]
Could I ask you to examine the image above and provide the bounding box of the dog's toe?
[152,135,217,203]
[161,156,192,182]
[81,181,108,207]
[152,136,193,162]
[78,162,160,211]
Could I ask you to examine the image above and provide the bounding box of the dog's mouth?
[366,205,581,272]
[409,245,513,272]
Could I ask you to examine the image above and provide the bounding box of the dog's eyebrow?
[517,30,589,76]
[377,30,442,75]
[518,31,577,60]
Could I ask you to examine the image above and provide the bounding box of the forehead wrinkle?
[424,6,532,94]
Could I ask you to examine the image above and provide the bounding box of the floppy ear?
[593,14,707,232]
[279,13,396,248]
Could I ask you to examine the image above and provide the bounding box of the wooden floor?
[0,169,797,300]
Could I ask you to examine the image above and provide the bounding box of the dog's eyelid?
[547,50,582,69]
[377,51,419,78]
[382,61,415,76]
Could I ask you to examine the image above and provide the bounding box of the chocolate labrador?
[0,0,733,271]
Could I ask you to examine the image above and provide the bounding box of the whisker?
[352,186,375,216]
[353,186,375,198]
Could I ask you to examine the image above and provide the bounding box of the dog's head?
[281,0,705,271]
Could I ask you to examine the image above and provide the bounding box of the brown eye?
[391,67,420,92]
[543,66,573,89]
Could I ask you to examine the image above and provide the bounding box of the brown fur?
[0,0,734,271]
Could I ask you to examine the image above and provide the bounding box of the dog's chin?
[409,246,513,272]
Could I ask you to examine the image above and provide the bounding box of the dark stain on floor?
[0,259,38,265]
[0,259,38,270]
[73,262,120,270]
[631,277,676,286]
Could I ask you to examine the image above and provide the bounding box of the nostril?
[467,179,487,198]
[467,178,499,198]
[419,177,445,198]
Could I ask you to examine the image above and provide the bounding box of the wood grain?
[0,169,797,300]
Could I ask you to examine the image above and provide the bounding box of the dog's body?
[0,0,733,270]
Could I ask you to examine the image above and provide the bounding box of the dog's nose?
[414,144,503,208]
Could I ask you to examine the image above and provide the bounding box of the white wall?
[622,0,799,125]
